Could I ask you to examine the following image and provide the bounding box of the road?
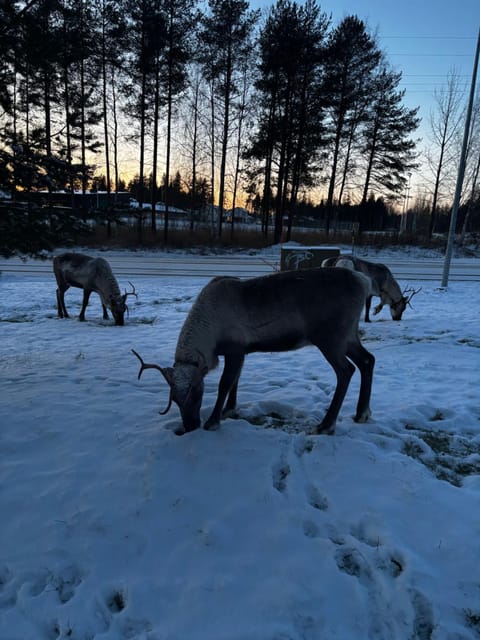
[1,253,479,281]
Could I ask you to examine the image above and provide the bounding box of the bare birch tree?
[426,68,466,237]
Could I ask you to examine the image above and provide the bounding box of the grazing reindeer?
[132,267,375,436]
[53,252,137,325]
[322,255,420,322]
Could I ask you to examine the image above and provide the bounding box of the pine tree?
[246,0,328,243]
[198,0,259,238]
[159,0,196,242]
[93,0,129,198]
[322,15,381,234]
[360,64,420,210]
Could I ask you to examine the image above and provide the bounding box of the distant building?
[30,190,131,211]
[226,207,252,223]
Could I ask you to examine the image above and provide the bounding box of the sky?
[107,1,480,206]
[1,244,480,638]
[251,0,479,114]
[306,1,478,122]
[251,0,480,200]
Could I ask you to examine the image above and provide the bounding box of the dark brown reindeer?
[322,255,420,322]
[53,252,137,325]
[132,267,375,436]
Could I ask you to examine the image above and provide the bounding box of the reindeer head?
[132,350,206,435]
[390,287,421,321]
[111,282,137,326]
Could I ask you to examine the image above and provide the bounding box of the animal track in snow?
[0,567,154,638]
[51,565,83,604]
[335,546,373,586]
[302,519,321,538]
[272,458,291,492]
[0,565,15,609]
[305,484,329,511]
[106,588,127,613]
[293,435,315,457]
[332,536,435,639]
[3,565,83,605]
[411,589,435,640]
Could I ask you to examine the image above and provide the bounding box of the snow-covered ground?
[1,248,479,640]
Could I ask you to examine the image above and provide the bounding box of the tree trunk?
[151,56,161,235]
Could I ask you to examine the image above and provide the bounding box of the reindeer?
[132,267,375,436]
[322,254,420,322]
[53,252,137,325]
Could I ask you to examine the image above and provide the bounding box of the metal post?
[400,171,411,235]
[441,27,480,288]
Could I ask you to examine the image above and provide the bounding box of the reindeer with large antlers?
[53,252,137,326]
[322,255,420,322]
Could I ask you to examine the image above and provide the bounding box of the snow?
[1,248,479,640]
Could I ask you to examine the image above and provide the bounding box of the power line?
[401,81,469,85]
[382,35,477,40]
[389,53,472,57]
[403,74,470,77]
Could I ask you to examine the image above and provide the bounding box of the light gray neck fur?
[94,261,121,304]
[175,285,221,371]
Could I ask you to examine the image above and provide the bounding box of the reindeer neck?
[175,302,218,371]
[383,278,403,305]
[97,272,121,301]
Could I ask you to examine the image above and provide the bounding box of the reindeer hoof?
[203,418,221,431]
[354,409,371,424]
[221,408,237,420]
[316,422,335,435]
[174,425,186,436]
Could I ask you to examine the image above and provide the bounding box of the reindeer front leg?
[364,295,373,322]
[79,290,92,321]
[373,292,388,317]
[204,353,244,430]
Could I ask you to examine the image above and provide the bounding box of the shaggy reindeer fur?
[53,252,135,325]
[133,267,375,436]
[322,254,412,321]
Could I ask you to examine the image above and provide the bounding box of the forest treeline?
[0,0,439,246]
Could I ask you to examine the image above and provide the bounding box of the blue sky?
[252,0,478,132]
[328,1,478,118]
[250,0,479,198]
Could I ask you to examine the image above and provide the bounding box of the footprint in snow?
[272,459,291,493]
[306,484,329,511]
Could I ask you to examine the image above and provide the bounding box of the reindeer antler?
[131,349,173,415]
[124,282,138,299]
[123,283,138,318]
[403,286,422,308]
[131,349,163,379]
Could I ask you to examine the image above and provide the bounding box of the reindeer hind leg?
[223,376,241,419]
[315,343,355,435]
[346,339,374,423]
